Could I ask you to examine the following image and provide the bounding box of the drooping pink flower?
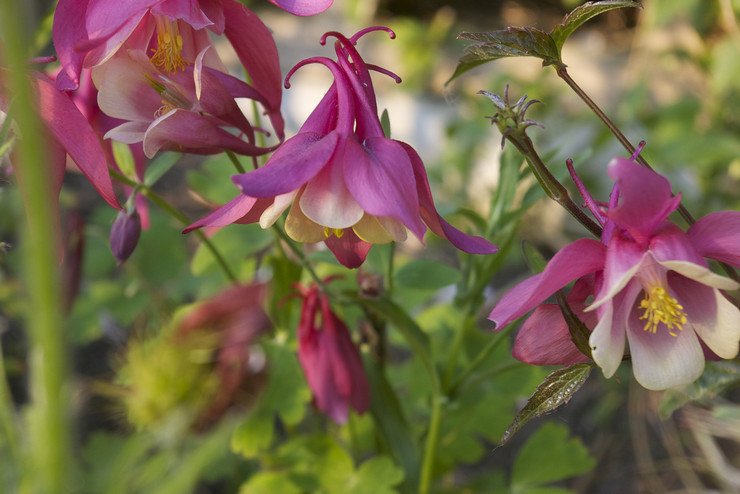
[297,283,370,423]
[52,0,284,137]
[489,157,740,390]
[186,28,496,268]
[268,0,333,16]
[91,48,274,158]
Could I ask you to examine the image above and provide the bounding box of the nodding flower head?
[187,27,496,268]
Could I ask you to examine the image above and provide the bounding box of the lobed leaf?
[501,363,592,445]
[449,27,560,82]
[550,1,642,52]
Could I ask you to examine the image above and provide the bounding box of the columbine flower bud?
[479,85,542,148]
[109,209,141,264]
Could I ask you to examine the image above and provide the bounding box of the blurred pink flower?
[52,0,283,137]
[186,28,496,268]
[489,157,740,390]
[297,283,369,423]
[268,0,333,16]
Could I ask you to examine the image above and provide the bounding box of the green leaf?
[551,1,642,52]
[349,456,404,494]
[449,28,560,82]
[380,108,392,138]
[395,259,461,291]
[112,141,137,181]
[521,242,548,274]
[240,472,302,494]
[231,342,311,458]
[659,361,740,418]
[511,422,596,489]
[502,364,592,445]
[144,152,180,187]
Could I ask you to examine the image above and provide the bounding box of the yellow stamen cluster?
[150,17,186,73]
[323,227,345,239]
[639,286,687,337]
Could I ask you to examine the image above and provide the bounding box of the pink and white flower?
[489,157,740,390]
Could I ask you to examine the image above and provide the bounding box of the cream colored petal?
[285,201,325,243]
[353,214,394,244]
[659,260,739,290]
[378,216,408,242]
[259,190,297,229]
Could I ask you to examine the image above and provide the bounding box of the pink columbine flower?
[297,283,370,424]
[489,156,740,390]
[186,28,496,268]
[268,0,333,16]
[53,0,283,138]
[91,48,274,158]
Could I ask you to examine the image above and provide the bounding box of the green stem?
[111,171,239,283]
[555,66,739,283]
[448,326,512,396]
[508,134,603,238]
[385,243,395,295]
[271,224,326,288]
[442,314,474,390]
[0,1,73,491]
[225,151,247,173]
[418,394,444,494]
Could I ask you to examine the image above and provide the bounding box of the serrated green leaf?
[550,1,642,52]
[449,28,560,83]
[395,259,461,291]
[511,422,596,489]
[112,141,137,181]
[350,456,404,494]
[502,364,592,445]
[144,152,180,187]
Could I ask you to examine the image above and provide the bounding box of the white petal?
[300,162,363,229]
[259,191,297,229]
[590,301,624,378]
[678,285,740,360]
[626,309,704,391]
[659,260,739,290]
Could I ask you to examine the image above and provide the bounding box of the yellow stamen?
[323,227,345,239]
[639,286,687,337]
[150,17,186,73]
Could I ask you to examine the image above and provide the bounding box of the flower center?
[323,227,345,239]
[638,286,687,337]
[150,17,186,73]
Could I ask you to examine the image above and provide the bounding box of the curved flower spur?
[489,151,740,390]
[187,27,497,268]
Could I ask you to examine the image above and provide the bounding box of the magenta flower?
[297,283,370,424]
[268,0,333,16]
[489,157,740,390]
[91,49,274,158]
[186,28,496,268]
[52,0,283,138]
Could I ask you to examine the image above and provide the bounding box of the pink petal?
[233,132,338,198]
[84,0,159,41]
[222,0,284,138]
[151,0,216,29]
[268,0,333,16]
[625,301,704,390]
[669,274,740,359]
[183,194,260,233]
[142,110,269,158]
[488,238,606,330]
[300,160,364,229]
[606,157,681,244]
[403,142,497,254]
[35,75,121,209]
[650,223,706,265]
[324,229,372,269]
[82,13,149,68]
[589,230,646,310]
[513,305,591,365]
[91,53,161,122]
[52,0,91,90]
[687,211,740,267]
[342,137,425,240]
[104,121,149,143]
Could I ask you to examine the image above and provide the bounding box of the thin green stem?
[0,1,73,491]
[418,394,444,494]
[271,224,326,288]
[448,325,513,396]
[111,171,239,283]
[385,243,395,295]
[442,315,474,390]
[225,151,247,174]
[508,134,603,238]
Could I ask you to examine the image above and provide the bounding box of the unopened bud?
[110,209,141,264]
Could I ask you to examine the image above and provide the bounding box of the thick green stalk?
[0,2,72,492]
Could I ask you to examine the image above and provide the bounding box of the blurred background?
[1,0,739,492]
